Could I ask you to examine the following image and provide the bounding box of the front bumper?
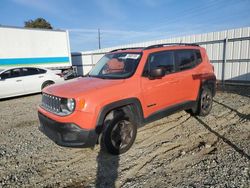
[38,112,98,148]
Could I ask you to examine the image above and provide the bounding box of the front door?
[0,68,25,98]
[141,50,184,118]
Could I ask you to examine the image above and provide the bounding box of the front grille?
[42,93,62,114]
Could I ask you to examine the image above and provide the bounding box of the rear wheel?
[199,87,213,116]
[101,111,137,155]
[186,86,213,116]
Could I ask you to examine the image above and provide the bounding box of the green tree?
[24,18,53,29]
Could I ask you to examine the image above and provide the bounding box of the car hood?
[43,77,125,98]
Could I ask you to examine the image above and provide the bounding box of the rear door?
[174,49,202,101]
[21,68,47,93]
[0,68,25,98]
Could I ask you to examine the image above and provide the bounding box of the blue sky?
[1,0,250,52]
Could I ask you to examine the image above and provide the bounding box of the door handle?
[16,80,22,82]
[38,76,44,78]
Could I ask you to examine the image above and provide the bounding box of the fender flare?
[95,98,144,133]
[200,75,216,97]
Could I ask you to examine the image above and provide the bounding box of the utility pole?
[98,28,101,49]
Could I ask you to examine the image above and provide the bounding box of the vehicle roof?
[0,66,48,73]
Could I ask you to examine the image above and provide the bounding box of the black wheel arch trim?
[95,98,144,133]
[200,75,216,97]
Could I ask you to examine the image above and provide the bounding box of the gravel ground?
[0,86,249,188]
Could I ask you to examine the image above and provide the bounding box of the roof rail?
[109,47,144,52]
[144,43,199,50]
[109,43,199,53]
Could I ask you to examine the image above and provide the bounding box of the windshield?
[88,52,141,79]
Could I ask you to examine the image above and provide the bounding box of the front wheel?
[101,112,137,155]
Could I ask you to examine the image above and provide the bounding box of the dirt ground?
[0,86,249,188]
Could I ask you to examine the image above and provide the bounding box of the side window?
[1,70,11,79]
[143,51,174,76]
[1,69,21,79]
[22,68,40,76]
[38,68,47,74]
[195,50,202,64]
[175,50,196,71]
[22,68,29,76]
[12,69,21,78]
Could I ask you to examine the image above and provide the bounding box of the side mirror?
[149,67,165,79]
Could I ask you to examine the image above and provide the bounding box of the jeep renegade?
[38,43,216,155]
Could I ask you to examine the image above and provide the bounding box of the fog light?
[63,132,78,142]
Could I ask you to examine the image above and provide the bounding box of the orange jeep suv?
[38,43,216,155]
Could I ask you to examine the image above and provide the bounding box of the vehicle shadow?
[194,117,250,160]
[217,84,250,98]
[95,149,120,188]
[213,99,250,121]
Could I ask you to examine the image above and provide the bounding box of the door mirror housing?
[149,67,165,79]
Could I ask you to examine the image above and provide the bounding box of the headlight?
[61,98,75,115]
[67,98,75,112]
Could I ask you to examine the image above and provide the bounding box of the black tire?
[41,81,54,90]
[101,111,137,155]
[185,108,196,116]
[198,86,213,116]
[186,86,213,116]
